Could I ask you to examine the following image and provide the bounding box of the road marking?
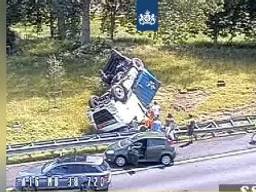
[6,147,256,190]
[112,147,256,175]
[6,187,15,191]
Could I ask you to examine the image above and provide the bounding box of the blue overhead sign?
[136,0,158,32]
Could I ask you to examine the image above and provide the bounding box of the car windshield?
[41,160,56,173]
[119,138,133,147]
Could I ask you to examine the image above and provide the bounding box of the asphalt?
[6,133,256,189]
[109,149,256,192]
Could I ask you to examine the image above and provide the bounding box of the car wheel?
[95,187,109,192]
[111,85,127,102]
[160,154,173,166]
[89,95,99,108]
[115,156,127,167]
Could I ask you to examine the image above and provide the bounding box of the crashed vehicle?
[88,50,160,133]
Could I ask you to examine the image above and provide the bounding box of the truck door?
[133,70,160,107]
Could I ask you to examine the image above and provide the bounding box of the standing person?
[143,109,154,131]
[165,113,177,142]
[187,114,197,144]
[151,101,161,118]
[151,116,162,132]
[128,146,140,166]
[130,116,139,131]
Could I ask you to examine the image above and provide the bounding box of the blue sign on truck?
[133,70,160,107]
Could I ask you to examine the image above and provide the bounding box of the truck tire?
[111,84,127,102]
[132,58,144,71]
[89,96,99,108]
[111,71,125,85]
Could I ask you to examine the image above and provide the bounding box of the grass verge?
[7,35,256,144]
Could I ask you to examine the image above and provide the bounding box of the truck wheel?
[132,58,144,71]
[111,71,125,85]
[160,154,173,166]
[115,156,127,167]
[111,85,127,102]
[89,96,99,108]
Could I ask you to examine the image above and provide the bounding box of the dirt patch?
[171,90,209,113]
[156,86,256,123]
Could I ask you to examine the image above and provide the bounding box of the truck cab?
[88,93,146,132]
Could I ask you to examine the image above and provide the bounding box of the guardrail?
[7,115,256,157]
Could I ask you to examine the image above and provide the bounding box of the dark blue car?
[15,156,111,191]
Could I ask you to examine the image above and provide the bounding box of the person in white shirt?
[151,101,161,118]
[165,113,177,142]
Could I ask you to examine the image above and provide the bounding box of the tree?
[100,0,133,40]
[80,0,91,44]
[7,0,24,28]
[204,0,255,44]
[204,0,225,45]
[159,0,208,45]
[243,0,256,40]
[6,0,25,53]
[45,0,56,38]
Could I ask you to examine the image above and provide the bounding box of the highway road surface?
[6,134,256,191]
[109,150,256,192]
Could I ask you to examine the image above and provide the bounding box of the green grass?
[11,23,51,39]
[127,45,256,123]
[7,23,256,144]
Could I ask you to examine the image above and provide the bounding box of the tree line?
[7,0,256,47]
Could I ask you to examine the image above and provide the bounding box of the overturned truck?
[87,50,160,133]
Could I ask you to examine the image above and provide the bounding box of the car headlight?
[105,150,115,155]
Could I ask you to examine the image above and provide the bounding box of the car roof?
[54,155,104,166]
[131,132,166,140]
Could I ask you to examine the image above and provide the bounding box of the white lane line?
[6,148,256,190]
[6,187,15,191]
[112,147,256,175]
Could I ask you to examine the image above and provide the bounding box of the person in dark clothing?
[128,147,140,166]
[249,132,256,145]
[187,115,197,143]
